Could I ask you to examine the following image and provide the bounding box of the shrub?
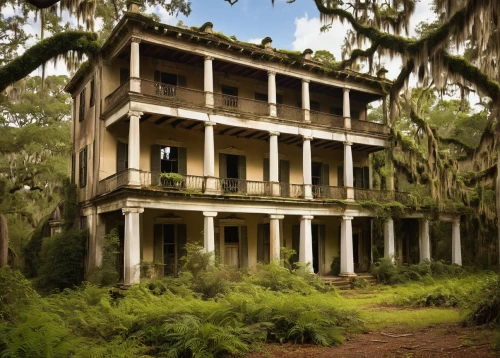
[330,256,340,276]
[36,229,87,292]
[86,229,120,286]
[464,274,500,326]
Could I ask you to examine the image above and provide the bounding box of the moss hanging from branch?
[0,31,99,93]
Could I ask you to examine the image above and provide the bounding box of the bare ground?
[247,325,499,358]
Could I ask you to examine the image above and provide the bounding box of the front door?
[163,224,176,276]
[224,226,239,267]
[154,223,187,277]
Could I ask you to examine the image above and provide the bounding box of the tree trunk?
[0,214,8,267]
[497,155,500,270]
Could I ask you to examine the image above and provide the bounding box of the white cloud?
[292,13,350,61]
[247,38,263,45]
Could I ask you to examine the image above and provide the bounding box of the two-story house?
[65,5,463,285]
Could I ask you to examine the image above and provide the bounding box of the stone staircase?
[322,272,378,290]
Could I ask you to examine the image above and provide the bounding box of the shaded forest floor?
[248,324,497,357]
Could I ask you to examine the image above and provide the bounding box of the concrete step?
[321,273,378,290]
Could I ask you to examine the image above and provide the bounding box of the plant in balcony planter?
[160,172,184,187]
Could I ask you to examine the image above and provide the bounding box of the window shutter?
[219,153,227,179]
[257,224,265,262]
[292,225,300,265]
[90,78,95,107]
[320,225,326,265]
[79,147,87,188]
[178,147,187,175]
[337,166,344,187]
[363,166,370,189]
[355,167,363,188]
[238,156,246,193]
[177,75,187,87]
[177,224,187,266]
[321,164,330,186]
[117,141,128,172]
[150,145,161,185]
[280,160,290,197]
[71,153,75,184]
[154,224,163,277]
[263,158,270,182]
[239,226,248,267]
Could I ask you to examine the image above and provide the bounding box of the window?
[255,92,267,102]
[354,167,370,189]
[79,88,86,122]
[330,106,343,116]
[161,146,179,173]
[221,85,238,107]
[120,68,130,85]
[89,78,95,107]
[79,146,87,188]
[154,71,187,97]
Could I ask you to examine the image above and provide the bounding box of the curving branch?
[0,31,100,93]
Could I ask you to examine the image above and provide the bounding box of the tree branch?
[0,31,99,93]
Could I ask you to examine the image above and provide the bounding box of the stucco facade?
[66,10,462,285]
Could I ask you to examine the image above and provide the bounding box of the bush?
[36,229,87,292]
[330,256,340,276]
[86,229,120,286]
[464,274,500,326]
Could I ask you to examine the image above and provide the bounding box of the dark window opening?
[79,146,87,188]
[90,78,95,107]
[224,226,239,243]
[255,92,267,102]
[310,100,320,112]
[330,106,343,116]
[226,154,239,179]
[160,146,179,173]
[312,224,319,273]
[79,88,86,122]
[222,85,239,107]
[312,161,322,185]
[163,224,176,276]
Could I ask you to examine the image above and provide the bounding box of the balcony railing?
[103,79,388,136]
[213,93,269,117]
[98,170,414,206]
[310,111,344,130]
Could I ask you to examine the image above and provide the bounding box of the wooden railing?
[310,111,344,130]
[277,104,303,122]
[141,80,205,106]
[213,93,269,116]
[98,171,414,206]
[351,119,386,135]
[105,80,130,109]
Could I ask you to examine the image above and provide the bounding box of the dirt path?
[247,325,498,358]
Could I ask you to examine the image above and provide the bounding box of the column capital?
[342,215,353,221]
[302,135,313,141]
[269,214,284,220]
[122,207,144,214]
[204,121,216,127]
[269,131,280,137]
[452,217,460,224]
[343,87,350,93]
[302,78,310,84]
[267,70,276,76]
[203,211,218,217]
[301,215,314,220]
[128,110,143,118]
[344,141,353,146]
[204,55,214,61]
[131,36,141,43]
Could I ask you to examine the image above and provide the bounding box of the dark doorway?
[353,232,360,265]
[226,155,239,179]
[312,162,322,186]
[224,226,240,267]
[312,224,319,273]
[163,224,176,276]
[117,224,125,282]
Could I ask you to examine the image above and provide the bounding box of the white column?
[340,216,355,276]
[203,122,218,193]
[302,79,310,122]
[204,56,214,107]
[299,215,314,272]
[384,218,395,262]
[128,110,142,186]
[344,141,354,200]
[130,37,141,92]
[452,218,462,265]
[268,71,277,117]
[203,212,217,253]
[343,88,351,129]
[302,135,313,199]
[270,215,284,262]
[269,131,280,196]
[419,219,431,262]
[122,207,144,285]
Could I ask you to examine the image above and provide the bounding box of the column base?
[269,104,277,117]
[204,177,220,194]
[130,78,141,93]
[346,187,354,201]
[271,182,280,196]
[339,272,357,277]
[304,109,310,122]
[205,92,214,108]
[344,117,351,130]
[304,184,312,199]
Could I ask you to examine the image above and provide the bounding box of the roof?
[66,12,392,94]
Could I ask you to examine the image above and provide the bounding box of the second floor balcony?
[97,169,415,207]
